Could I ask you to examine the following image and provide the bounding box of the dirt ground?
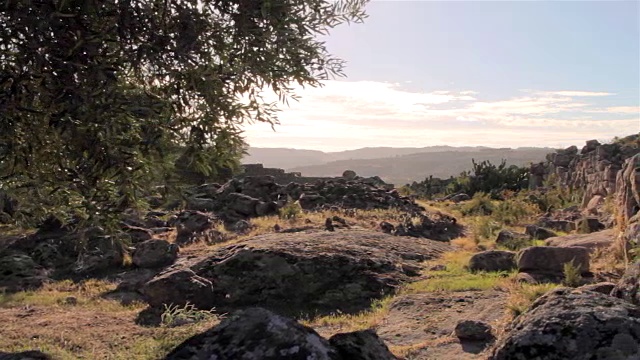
[313,290,507,360]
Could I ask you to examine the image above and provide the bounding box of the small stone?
[455,320,494,342]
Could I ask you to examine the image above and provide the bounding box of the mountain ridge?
[242,146,555,185]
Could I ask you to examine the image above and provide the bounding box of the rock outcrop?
[611,260,640,305]
[515,246,590,283]
[132,239,179,268]
[616,153,640,251]
[544,229,615,251]
[490,287,640,360]
[386,212,462,242]
[163,307,397,360]
[183,175,418,224]
[615,153,640,224]
[537,136,639,208]
[495,230,532,250]
[0,252,50,291]
[141,230,451,316]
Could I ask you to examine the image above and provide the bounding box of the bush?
[562,259,582,287]
[493,196,539,226]
[472,216,501,244]
[278,198,303,219]
[406,159,529,199]
[460,193,495,216]
[160,302,219,327]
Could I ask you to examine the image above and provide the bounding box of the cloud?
[533,90,615,97]
[586,106,640,115]
[242,80,639,151]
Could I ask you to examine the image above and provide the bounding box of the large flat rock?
[544,229,615,250]
[141,229,451,316]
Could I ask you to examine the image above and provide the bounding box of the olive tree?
[0,0,367,227]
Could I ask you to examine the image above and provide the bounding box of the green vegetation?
[562,260,583,288]
[404,251,512,293]
[301,296,394,333]
[0,0,367,231]
[505,283,558,318]
[278,198,303,219]
[405,159,529,199]
[160,302,221,328]
[460,192,496,216]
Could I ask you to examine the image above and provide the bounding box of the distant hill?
[243,146,554,186]
[244,145,499,169]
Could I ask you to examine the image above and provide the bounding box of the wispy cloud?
[243,81,639,151]
[586,106,640,114]
[533,90,615,97]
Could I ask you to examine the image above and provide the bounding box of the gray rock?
[615,154,640,225]
[163,307,340,359]
[175,211,214,245]
[517,246,590,274]
[329,329,398,360]
[185,197,217,212]
[495,230,532,251]
[343,170,358,180]
[623,220,640,246]
[132,239,179,268]
[611,261,640,305]
[524,225,556,240]
[575,217,605,234]
[468,250,517,273]
[256,201,278,217]
[298,193,326,210]
[74,250,124,274]
[455,320,494,342]
[226,192,260,217]
[164,307,395,360]
[544,229,615,251]
[0,351,53,360]
[231,220,252,233]
[577,282,616,295]
[581,139,601,154]
[490,287,640,360]
[379,221,395,234]
[123,225,154,244]
[0,252,49,291]
[142,269,215,309]
[539,219,576,233]
[141,230,451,316]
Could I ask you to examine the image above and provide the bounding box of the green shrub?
[278,198,303,219]
[472,216,501,244]
[493,196,538,226]
[460,193,495,216]
[562,259,582,287]
[160,302,219,327]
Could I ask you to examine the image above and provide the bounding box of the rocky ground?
[1,146,639,360]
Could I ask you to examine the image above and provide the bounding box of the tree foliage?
[0,0,368,227]
[406,159,529,199]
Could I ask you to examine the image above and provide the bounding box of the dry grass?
[0,279,221,359]
[301,296,394,334]
[0,306,216,360]
[1,198,559,359]
[0,279,130,310]
[502,281,558,320]
[590,245,627,278]
[389,337,456,359]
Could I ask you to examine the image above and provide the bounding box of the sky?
[243,0,640,152]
